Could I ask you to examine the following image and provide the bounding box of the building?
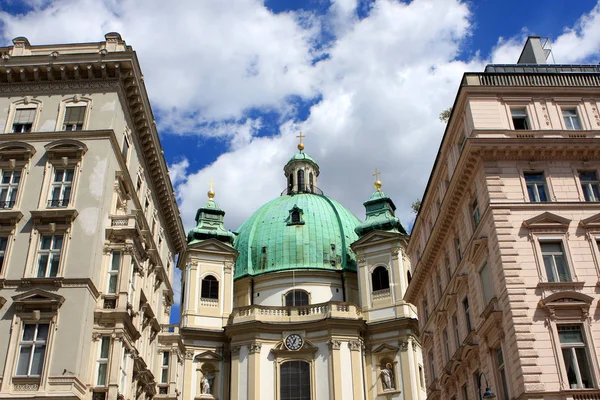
[405,37,600,400]
[178,139,426,400]
[0,35,185,399]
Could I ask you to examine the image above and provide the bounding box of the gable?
[351,230,402,249]
[187,238,238,255]
[523,212,571,230]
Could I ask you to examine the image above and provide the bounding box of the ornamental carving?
[13,383,39,392]
[348,340,362,352]
[0,79,120,94]
[230,346,241,356]
[328,339,341,350]
[91,332,102,341]
[399,341,409,352]
[249,342,262,354]
[224,262,234,273]
[185,351,195,360]
[412,342,419,352]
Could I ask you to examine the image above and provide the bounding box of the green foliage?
[439,107,452,123]
[411,199,421,214]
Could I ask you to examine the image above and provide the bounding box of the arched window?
[201,275,219,299]
[407,271,412,284]
[309,172,314,193]
[285,290,309,306]
[280,360,310,400]
[372,266,390,292]
[297,170,305,192]
[288,173,294,193]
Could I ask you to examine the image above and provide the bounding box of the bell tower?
[283,132,320,194]
[179,184,237,399]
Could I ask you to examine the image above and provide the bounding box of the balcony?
[0,200,15,209]
[463,70,600,88]
[230,301,361,324]
[472,129,600,140]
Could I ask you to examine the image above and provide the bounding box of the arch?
[201,275,219,300]
[56,95,92,131]
[297,169,305,192]
[44,139,88,153]
[280,360,310,400]
[0,141,36,155]
[284,289,309,306]
[4,97,42,134]
[372,266,390,292]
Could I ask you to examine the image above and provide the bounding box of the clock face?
[285,334,304,351]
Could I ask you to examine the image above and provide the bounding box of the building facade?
[178,142,426,400]
[405,37,600,400]
[0,35,185,399]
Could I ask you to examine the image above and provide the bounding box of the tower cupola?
[283,132,320,194]
[187,182,236,245]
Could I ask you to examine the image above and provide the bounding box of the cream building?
[0,35,185,399]
[405,37,600,400]
[179,140,426,400]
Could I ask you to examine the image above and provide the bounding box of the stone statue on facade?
[201,372,214,395]
[381,363,394,390]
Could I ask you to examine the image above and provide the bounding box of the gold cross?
[209,178,215,191]
[373,168,381,181]
[296,131,305,144]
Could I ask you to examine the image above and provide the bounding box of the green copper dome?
[233,193,362,279]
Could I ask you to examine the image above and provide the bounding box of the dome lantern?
[187,182,236,245]
[283,132,320,195]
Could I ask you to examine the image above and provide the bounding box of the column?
[182,351,195,399]
[399,338,418,400]
[107,336,123,399]
[248,342,261,400]
[349,340,364,400]
[230,346,240,400]
[328,339,343,399]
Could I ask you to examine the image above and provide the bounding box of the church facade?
[178,141,426,400]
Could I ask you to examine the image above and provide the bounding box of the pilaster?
[183,351,194,399]
[349,340,364,400]
[230,346,240,400]
[248,342,261,400]
[399,338,419,400]
[328,339,342,399]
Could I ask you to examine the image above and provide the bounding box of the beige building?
[178,142,426,400]
[0,35,185,399]
[405,37,600,400]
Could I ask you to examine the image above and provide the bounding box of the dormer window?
[287,205,304,226]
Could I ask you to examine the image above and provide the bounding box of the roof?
[233,193,362,279]
[284,152,319,171]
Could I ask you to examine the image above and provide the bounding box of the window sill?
[12,376,41,392]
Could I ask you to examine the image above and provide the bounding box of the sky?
[1,0,599,322]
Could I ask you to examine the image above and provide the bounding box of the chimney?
[517,36,551,64]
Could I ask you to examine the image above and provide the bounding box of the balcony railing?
[231,301,361,324]
[372,288,391,299]
[472,129,600,140]
[0,200,15,209]
[160,324,179,334]
[463,72,600,88]
[47,198,69,208]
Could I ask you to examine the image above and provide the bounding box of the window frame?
[47,167,75,208]
[284,289,310,306]
[577,170,600,202]
[533,237,576,284]
[15,322,50,377]
[478,261,494,306]
[559,104,586,130]
[4,98,42,134]
[523,171,550,202]
[35,234,65,278]
[557,324,595,389]
[39,142,86,211]
[494,345,510,400]
[55,96,92,132]
[200,274,219,300]
[160,351,170,384]
[276,358,315,400]
[371,265,391,293]
[0,168,22,209]
[95,336,111,387]
[510,107,531,130]
[106,251,122,294]
[471,197,481,229]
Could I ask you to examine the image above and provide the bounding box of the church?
[178,137,425,400]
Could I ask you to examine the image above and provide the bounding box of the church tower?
[179,185,237,400]
[351,173,424,399]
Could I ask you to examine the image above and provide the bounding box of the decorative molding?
[249,342,262,354]
[399,340,409,352]
[230,346,241,356]
[348,340,362,352]
[328,339,341,350]
[185,351,195,360]
[0,79,120,94]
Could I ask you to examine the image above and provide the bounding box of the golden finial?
[296,131,305,151]
[373,168,382,192]
[207,178,215,200]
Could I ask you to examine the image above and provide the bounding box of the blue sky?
[1,0,599,322]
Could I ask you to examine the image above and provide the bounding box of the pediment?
[351,230,403,249]
[467,236,488,262]
[540,291,593,309]
[187,238,238,255]
[12,289,65,312]
[523,212,570,230]
[371,343,398,354]
[580,213,600,229]
[194,350,222,361]
[270,338,318,357]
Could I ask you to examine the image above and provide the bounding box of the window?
[428,350,436,381]
[200,275,219,299]
[285,290,309,306]
[524,172,548,202]
[280,360,310,400]
[288,173,293,193]
[107,251,121,294]
[558,325,593,389]
[422,298,429,322]
[62,106,86,131]
[453,314,461,349]
[579,171,600,202]
[0,169,20,209]
[445,257,452,284]
[455,237,462,263]
[418,365,425,388]
[540,241,571,282]
[12,108,35,133]
[122,135,130,162]
[479,261,494,305]
[96,336,110,386]
[128,261,136,304]
[462,384,469,400]
[372,266,390,292]
[0,236,7,274]
[563,109,581,130]
[435,272,443,300]
[297,169,305,192]
[16,323,49,376]
[291,209,300,224]
[471,198,481,228]
[463,297,472,332]
[161,352,169,384]
[495,346,509,400]
[36,235,63,278]
[119,349,129,394]
[443,329,450,362]
[309,172,314,192]
[48,168,74,208]
[511,108,529,130]
[136,173,143,193]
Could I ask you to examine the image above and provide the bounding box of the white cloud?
[169,158,190,187]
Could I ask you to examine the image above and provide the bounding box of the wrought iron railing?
[47,198,69,208]
[280,186,325,196]
[463,72,600,88]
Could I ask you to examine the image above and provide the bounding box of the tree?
[411,199,421,214]
[439,107,452,123]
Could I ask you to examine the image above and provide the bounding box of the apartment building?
[0,34,185,399]
[405,37,600,400]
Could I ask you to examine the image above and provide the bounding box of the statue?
[381,363,394,390]
[201,371,214,395]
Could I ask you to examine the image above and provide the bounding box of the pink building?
[405,37,600,400]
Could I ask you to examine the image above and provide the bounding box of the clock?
[284,334,304,351]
